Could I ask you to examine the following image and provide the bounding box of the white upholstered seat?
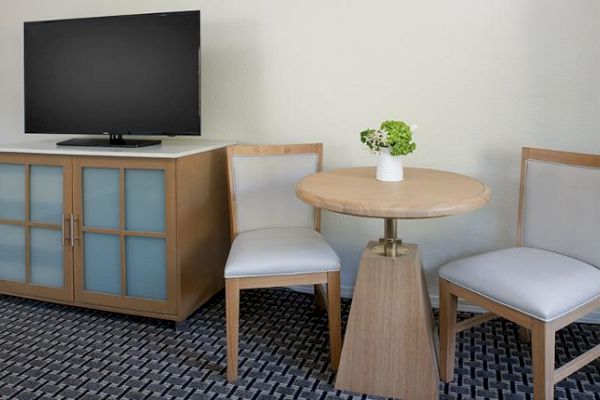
[439,247,600,321]
[225,227,341,278]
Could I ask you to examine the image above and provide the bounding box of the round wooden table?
[297,166,490,399]
[298,166,490,256]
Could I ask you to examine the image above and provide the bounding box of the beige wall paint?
[1,0,599,297]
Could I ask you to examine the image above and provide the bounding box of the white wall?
[1,0,599,299]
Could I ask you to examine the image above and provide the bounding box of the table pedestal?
[371,218,409,257]
[335,242,439,399]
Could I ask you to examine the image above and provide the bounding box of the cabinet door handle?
[62,213,69,246]
[70,214,80,247]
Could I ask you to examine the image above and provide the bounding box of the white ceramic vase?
[376,147,404,182]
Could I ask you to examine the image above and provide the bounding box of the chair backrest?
[517,147,600,269]
[226,144,322,239]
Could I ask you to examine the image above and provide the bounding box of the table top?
[296,167,491,219]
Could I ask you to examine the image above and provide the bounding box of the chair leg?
[439,278,458,382]
[531,320,555,400]
[314,284,327,312]
[225,278,240,381]
[326,271,342,371]
[519,326,532,343]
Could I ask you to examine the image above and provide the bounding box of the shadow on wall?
[478,146,522,246]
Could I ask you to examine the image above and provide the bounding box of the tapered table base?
[297,167,490,398]
[335,242,439,400]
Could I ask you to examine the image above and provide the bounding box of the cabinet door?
[72,157,176,316]
[0,154,73,301]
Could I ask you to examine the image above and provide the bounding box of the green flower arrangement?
[360,120,417,156]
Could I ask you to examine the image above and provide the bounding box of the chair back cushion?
[523,159,600,268]
[232,153,318,233]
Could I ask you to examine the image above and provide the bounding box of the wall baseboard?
[291,285,600,324]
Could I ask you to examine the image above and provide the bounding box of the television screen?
[24,11,200,136]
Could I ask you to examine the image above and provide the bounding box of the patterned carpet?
[0,289,599,399]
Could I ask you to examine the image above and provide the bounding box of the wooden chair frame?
[439,147,600,399]
[224,143,342,381]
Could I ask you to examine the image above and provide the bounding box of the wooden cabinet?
[72,157,177,315]
[0,143,231,322]
[0,154,73,302]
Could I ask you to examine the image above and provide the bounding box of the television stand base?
[57,135,161,148]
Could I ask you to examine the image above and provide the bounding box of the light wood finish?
[176,149,231,321]
[0,289,182,320]
[224,144,341,381]
[439,279,458,383]
[326,271,342,371]
[313,283,327,312]
[225,146,238,243]
[554,342,600,384]
[456,312,497,333]
[226,278,240,381]
[314,146,323,232]
[440,147,600,400]
[296,165,489,398]
[0,153,74,302]
[82,226,166,238]
[531,320,555,400]
[311,145,326,318]
[297,166,490,219]
[119,168,127,301]
[335,243,438,399]
[518,326,532,343]
[25,164,30,285]
[237,272,328,290]
[229,143,323,157]
[0,149,230,323]
[0,219,64,230]
[516,148,529,247]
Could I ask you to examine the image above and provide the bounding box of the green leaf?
[380,120,416,156]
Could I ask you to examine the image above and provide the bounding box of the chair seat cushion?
[225,227,341,278]
[439,247,600,321]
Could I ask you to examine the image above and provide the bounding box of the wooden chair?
[439,147,600,399]
[224,143,342,381]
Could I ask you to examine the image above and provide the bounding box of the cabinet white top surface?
[0,138,236,158]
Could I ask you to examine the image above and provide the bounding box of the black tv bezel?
[23,10,201,137]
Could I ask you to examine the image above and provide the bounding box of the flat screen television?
[24,11,200,148]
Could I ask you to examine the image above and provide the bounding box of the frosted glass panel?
[30,166,63,224]
[84,233,121,295]
[0,225,25,282]
[83,168,120,229]
[126,237,166,300]
[30,228,63,288]
[0,164,25,221]
[125,169,165,232]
